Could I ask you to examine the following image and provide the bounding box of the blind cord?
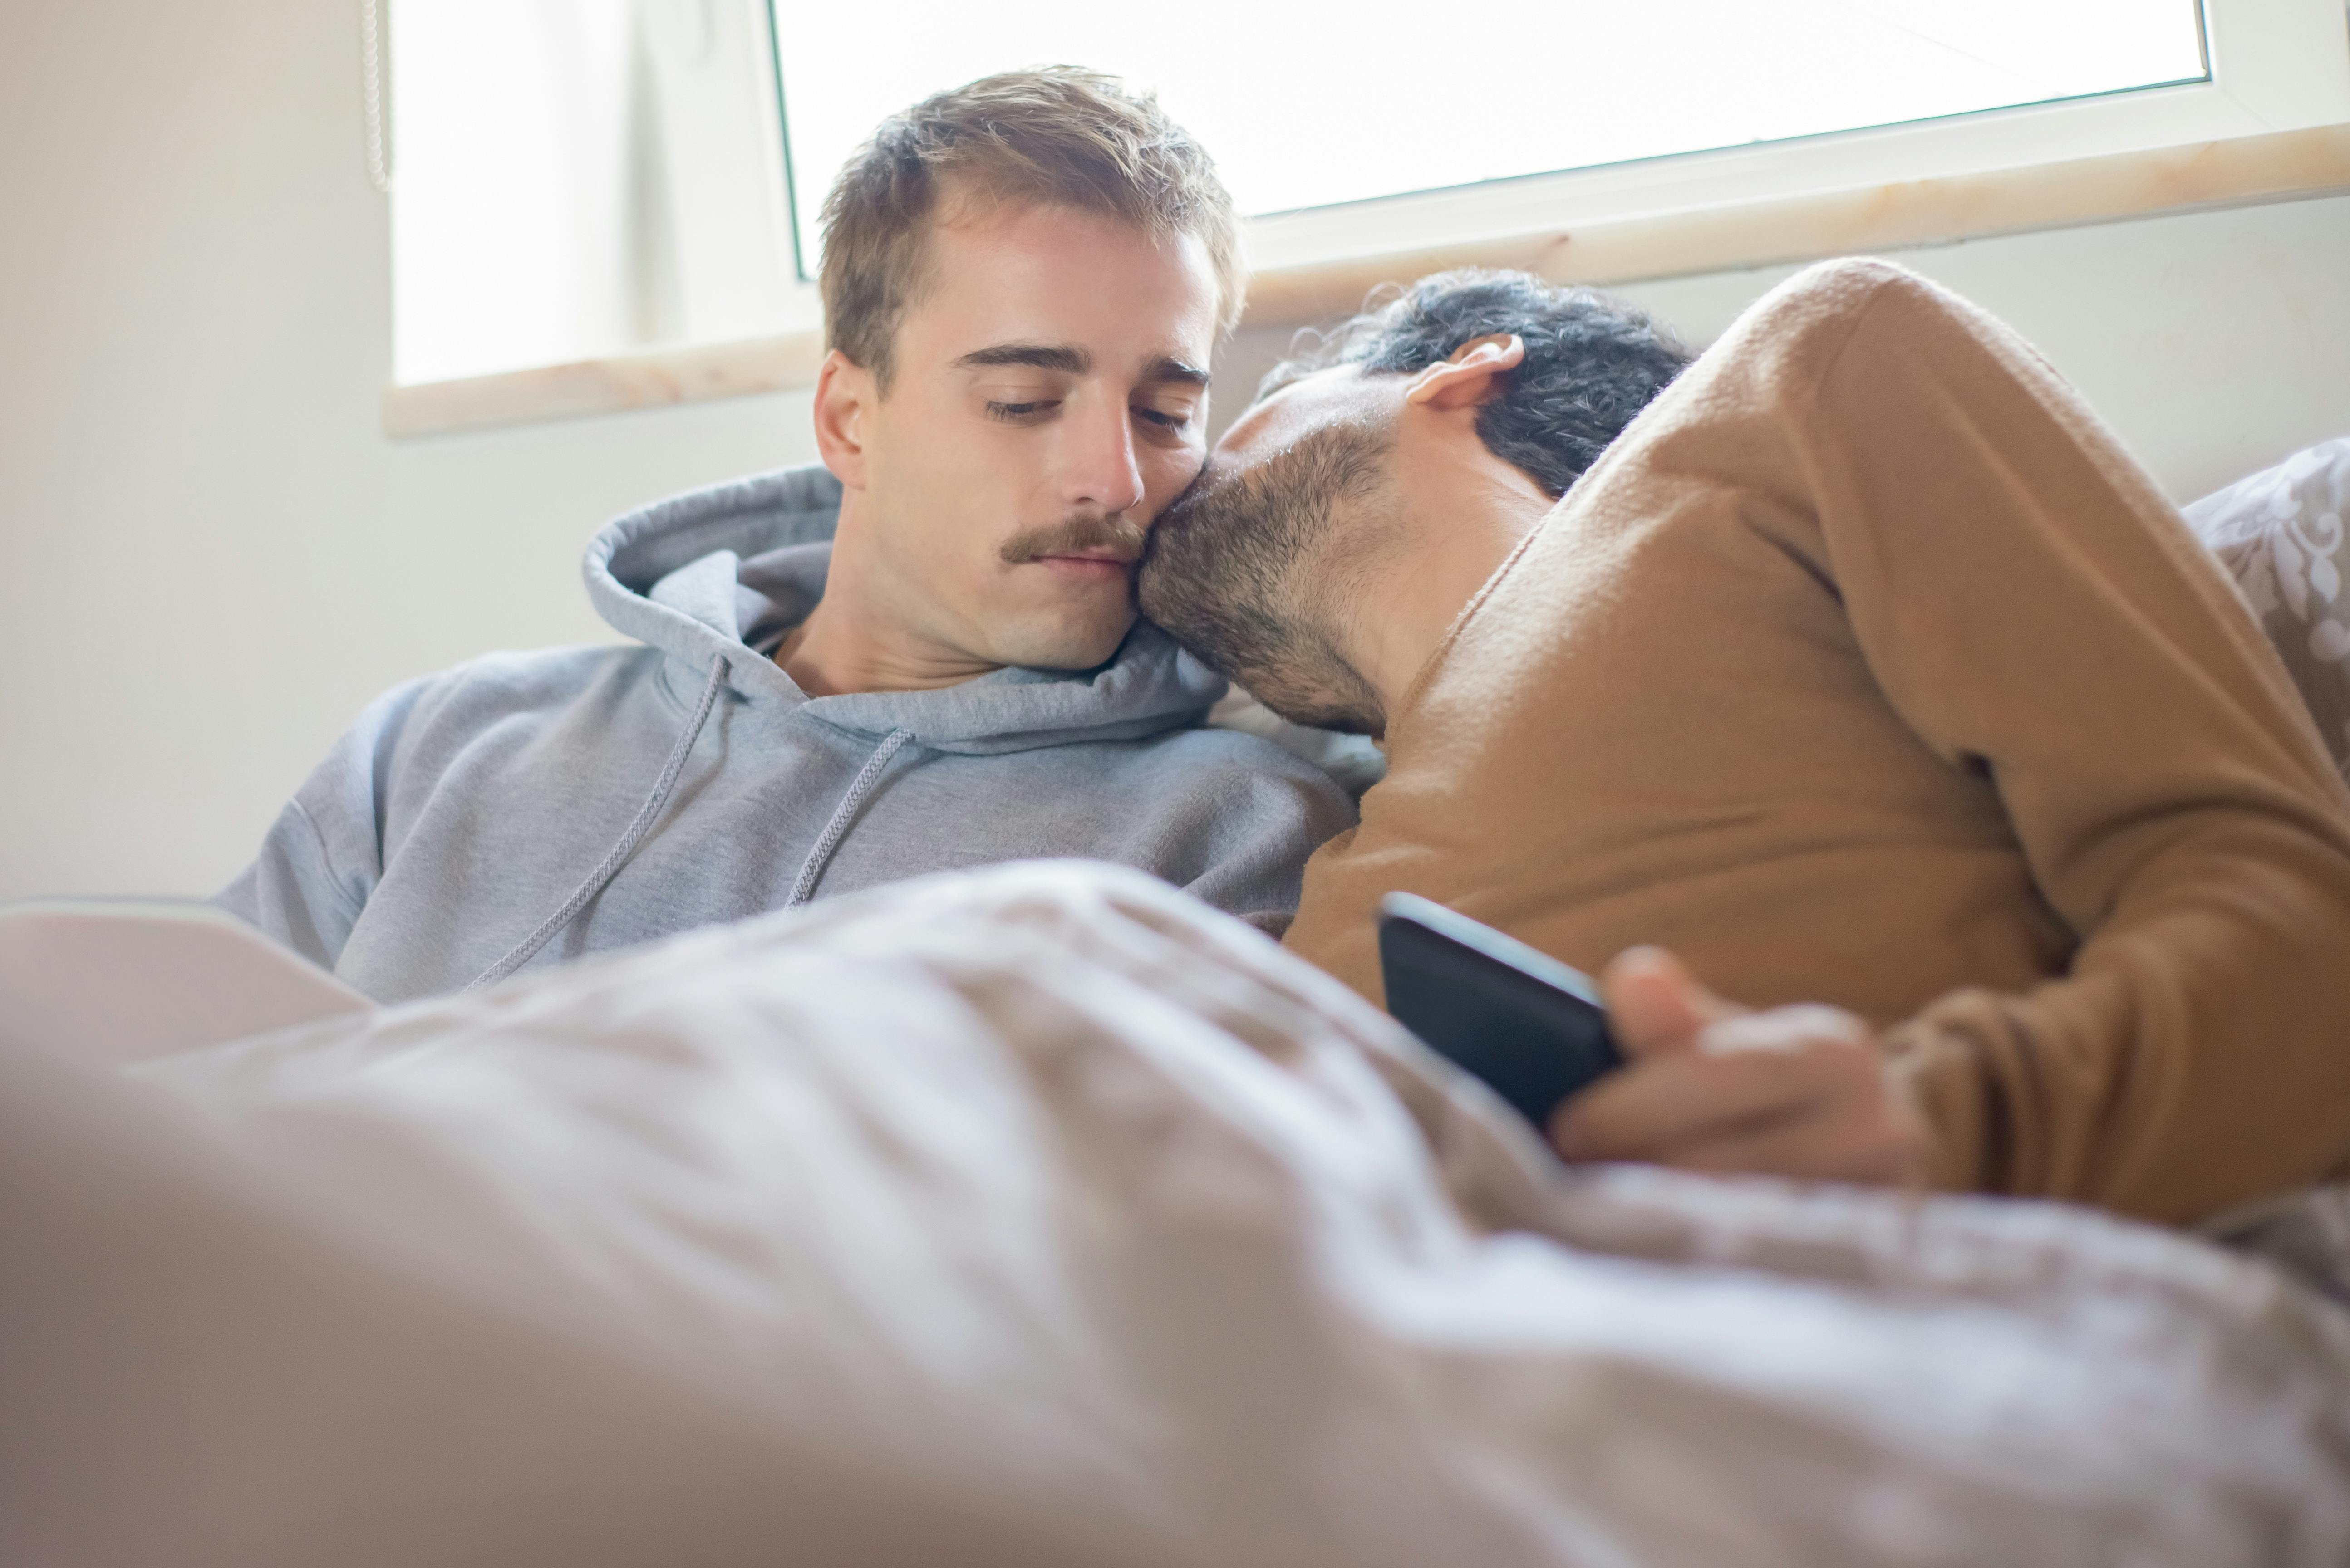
[361,0,392,194]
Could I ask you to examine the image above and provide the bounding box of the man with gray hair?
[1139,259,2350,1225]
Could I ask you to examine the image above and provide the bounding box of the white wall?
[0,0,814,902]
[1632,194,2350,506]
[5,0,2348,901]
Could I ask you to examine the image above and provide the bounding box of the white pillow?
[2184,437,2350,783]
[1207,687,1388,798]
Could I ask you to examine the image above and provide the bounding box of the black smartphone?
[1377,892,1622,1130]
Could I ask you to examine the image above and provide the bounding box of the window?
[384,0,2349,400]
[774,0,2208,259]
[390,0,798,384]
[773,0,2348,275]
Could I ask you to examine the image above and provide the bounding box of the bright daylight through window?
[772,0,2206,266]
[393,0,2210,387]
[391,0,798,384]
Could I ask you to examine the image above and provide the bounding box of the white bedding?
[7,860,2348,1566]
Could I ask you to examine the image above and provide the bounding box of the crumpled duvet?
[18,861,2350,1566]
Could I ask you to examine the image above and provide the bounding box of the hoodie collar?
[582,464,1226,755]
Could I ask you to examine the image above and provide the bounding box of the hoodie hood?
[215,461,1354,1004]
[583,465,1226,756]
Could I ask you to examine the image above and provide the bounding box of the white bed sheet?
[9,860,2348,1566]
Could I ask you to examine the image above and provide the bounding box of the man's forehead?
[1217,363,1379,461]
[907,197,1220,363]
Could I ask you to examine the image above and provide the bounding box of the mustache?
[998,513,1149,566]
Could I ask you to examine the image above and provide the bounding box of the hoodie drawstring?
[467,653,731,990]
[787,727,913,908]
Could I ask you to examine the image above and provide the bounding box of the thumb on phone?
[1599,946,1745,1059]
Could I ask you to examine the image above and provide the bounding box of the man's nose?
[1062,393,1146,516]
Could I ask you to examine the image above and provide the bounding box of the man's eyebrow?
[950,343,1209,388]
[954,342,1091,374]
[1142,356,1211,389]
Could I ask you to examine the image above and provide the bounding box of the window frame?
[386,0,2350,434]
[1243,0,2350,274]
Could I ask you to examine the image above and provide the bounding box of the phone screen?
[1377,892,1622,1130]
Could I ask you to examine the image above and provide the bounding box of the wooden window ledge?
[383,123,2350,439]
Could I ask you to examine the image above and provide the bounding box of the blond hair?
[818,67,1244,387]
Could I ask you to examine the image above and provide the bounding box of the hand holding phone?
[1376,892,1622,1131]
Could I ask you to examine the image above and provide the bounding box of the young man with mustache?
[219,70,1354,1003]
[1139,260,2350,1224]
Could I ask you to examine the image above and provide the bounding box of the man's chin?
[1031,555,1134,587]
[983,605,1140,673]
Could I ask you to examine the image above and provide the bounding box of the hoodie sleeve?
[1160,743,1360,938]
[212,675,441,971]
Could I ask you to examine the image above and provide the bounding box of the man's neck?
[1342,464,1556,723]
[774,523,999,696]
[772,603,999,696]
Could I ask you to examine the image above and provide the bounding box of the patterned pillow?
[2184,438,2350,784]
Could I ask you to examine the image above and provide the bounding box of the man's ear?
[811,349,877,490]
[1402,333,1526,412]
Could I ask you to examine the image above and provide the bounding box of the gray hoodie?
[217,465,1357,1003]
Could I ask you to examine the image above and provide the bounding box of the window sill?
[382,331,826,439]
[382,122,2350,441]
